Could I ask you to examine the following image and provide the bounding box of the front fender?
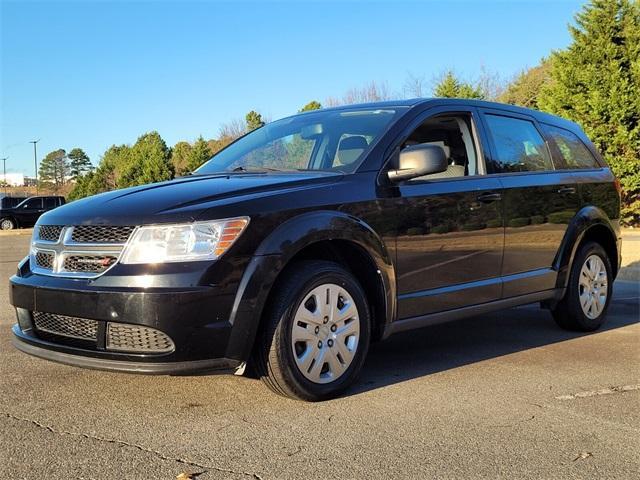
[554,205,620,289]
[224,210,396,362]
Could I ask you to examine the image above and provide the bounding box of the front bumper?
[12,325,239,374]
[9,258,246,374]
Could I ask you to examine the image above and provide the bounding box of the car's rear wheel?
[0,218,15,230]
[253,260,371,401]
[551,241,613,331]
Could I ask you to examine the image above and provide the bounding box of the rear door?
[43,197,59,212]
[393,106,504,318]
[479,109,580,297]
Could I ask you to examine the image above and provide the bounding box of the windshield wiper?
[231,166,288,173]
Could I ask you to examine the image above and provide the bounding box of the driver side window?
[402,114,480,181]
[23,198,42,209]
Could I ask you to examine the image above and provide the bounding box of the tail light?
[614,177,622,199]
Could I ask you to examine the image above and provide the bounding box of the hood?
[41,172,342,226]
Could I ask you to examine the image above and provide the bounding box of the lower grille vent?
[33,311,98,341]
[30,311,174,354]
[107,323,175,353]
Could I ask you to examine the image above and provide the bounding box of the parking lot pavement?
[1,231,638,479]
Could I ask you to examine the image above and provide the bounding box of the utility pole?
[0,157,7,195]
[29,139,39,194]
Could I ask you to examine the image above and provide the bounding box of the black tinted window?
[542,124,598,169]
[485,114,553,173]
[44,197,57,208]
[22,198,43,209]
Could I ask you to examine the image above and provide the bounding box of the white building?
[0,172,25,186]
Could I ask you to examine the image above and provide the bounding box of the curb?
[0,228,33,237]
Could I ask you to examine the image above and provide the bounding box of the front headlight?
[120,217,249,264]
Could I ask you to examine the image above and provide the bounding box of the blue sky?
[1,0,585,175]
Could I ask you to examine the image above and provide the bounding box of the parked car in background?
[10,99,621,401]
[0,195,28,210]
[0,195,65,230]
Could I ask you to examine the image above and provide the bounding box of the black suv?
[10,99,621,401]
[1,195,65,230]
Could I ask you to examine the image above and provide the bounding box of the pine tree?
[433,71,484,99]
[171,141,193,176]
[39,149,70,192]
[300,101,322,112]
[186,136,213,172]
[246,110,265,131]
[67,148,92,178]
[538,0,640,224]
[120,132,173,187]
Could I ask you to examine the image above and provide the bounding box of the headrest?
[339,136,368,151]
[425,141,451,159]
[337,136,368,165]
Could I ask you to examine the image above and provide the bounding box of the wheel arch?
[554,205,621,289]
[224,210,396,363]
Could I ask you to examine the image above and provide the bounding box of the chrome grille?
[63,255,117,274]
[106,323,175,353]
[31,225,133,278]
[38,225,63,242]
[34,251,54,269]
[33,311,98,341]
[71,226,135,244]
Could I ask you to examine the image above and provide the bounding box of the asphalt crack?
[555,384,640,400]
[2,412,264,479]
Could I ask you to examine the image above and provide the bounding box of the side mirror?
[387,144,448,182]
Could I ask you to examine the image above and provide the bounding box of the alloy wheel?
[0,219,14,230]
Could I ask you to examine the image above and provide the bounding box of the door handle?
[476,192,502,203]
[557,186,576,195]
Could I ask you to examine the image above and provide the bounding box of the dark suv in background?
[10,99,620,401]
[0,195,65,230]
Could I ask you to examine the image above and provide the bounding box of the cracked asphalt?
[1,230,638,479]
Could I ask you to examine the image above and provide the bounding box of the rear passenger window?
[542,124,599,169]
[44,198,57,208]
[484,114,553,173]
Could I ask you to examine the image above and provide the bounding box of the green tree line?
[56,0,638,224]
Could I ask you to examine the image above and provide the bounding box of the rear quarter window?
[542,124,599,169]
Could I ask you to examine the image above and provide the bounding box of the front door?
[393,108,504,318]
[16,197,44,227]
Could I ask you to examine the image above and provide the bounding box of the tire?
[551,241,613,331]
[0,218,15,230]
[253,260,371,401]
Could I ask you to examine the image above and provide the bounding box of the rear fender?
[553,205,620,289]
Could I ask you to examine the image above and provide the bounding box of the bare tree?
[476,64,506,101]
[402,72,428,98]
[325,80,394,107]
[218,118,246,140]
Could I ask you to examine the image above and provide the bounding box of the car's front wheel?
[0,218,15,230]
[254,260,371,401]
[551,241,613,331]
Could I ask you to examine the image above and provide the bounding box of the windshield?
[195,108,403,174]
